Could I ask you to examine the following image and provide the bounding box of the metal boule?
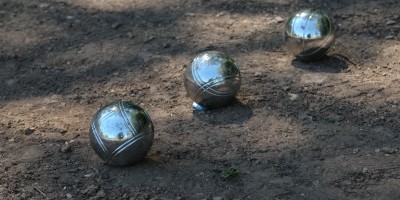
[183,51,241,110]
[89,100,154,166]
[284,9,336,61]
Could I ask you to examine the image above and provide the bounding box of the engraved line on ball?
[111,134,145,158]
[117,101,139,137]
[191,61,206,86]
[193,77,240,101]
[91,121,110,155]
[192,76,235,95]
[190,53,235,86]
[192,76,239,100]
[190,57,206,86]
[98,107,116,124]
[196,80,239,100]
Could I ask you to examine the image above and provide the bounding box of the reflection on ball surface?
[89,100,154,166]
[184,51,241,110]
[284,9,336,61]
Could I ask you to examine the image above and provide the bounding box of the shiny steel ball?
[284,9,336,61]
[89,101,154,166]
[184,51,241,110]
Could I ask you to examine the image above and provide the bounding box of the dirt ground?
[1,0,400,199]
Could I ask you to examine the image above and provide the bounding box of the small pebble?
[288,93,299,101]
[385,35,395,39]
[20,193,27,199]
[111,22,122,29]
[96,190,106,198]
[61,143,72,153]
[312,180,320,187]
[39,3,50,9]
[120,46,128,52]
[281,86,290,92]
[6,79,17,86]
[144,36,155,43]
[127,32,134,38]
[382,147,396,154]
[274,16,285,23]
[216,12,225,17]
[66,193,73,198]
[163,43,171,48]
[386,20,397,25]
[185,13,196,17]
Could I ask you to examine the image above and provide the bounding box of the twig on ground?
[33,185,46,197]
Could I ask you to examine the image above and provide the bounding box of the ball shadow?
[291,54,349,73]
[192,99,253,125]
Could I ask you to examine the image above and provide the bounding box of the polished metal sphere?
[89,100,154,166]
[184,51,241,110]
[284,9,336,61]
